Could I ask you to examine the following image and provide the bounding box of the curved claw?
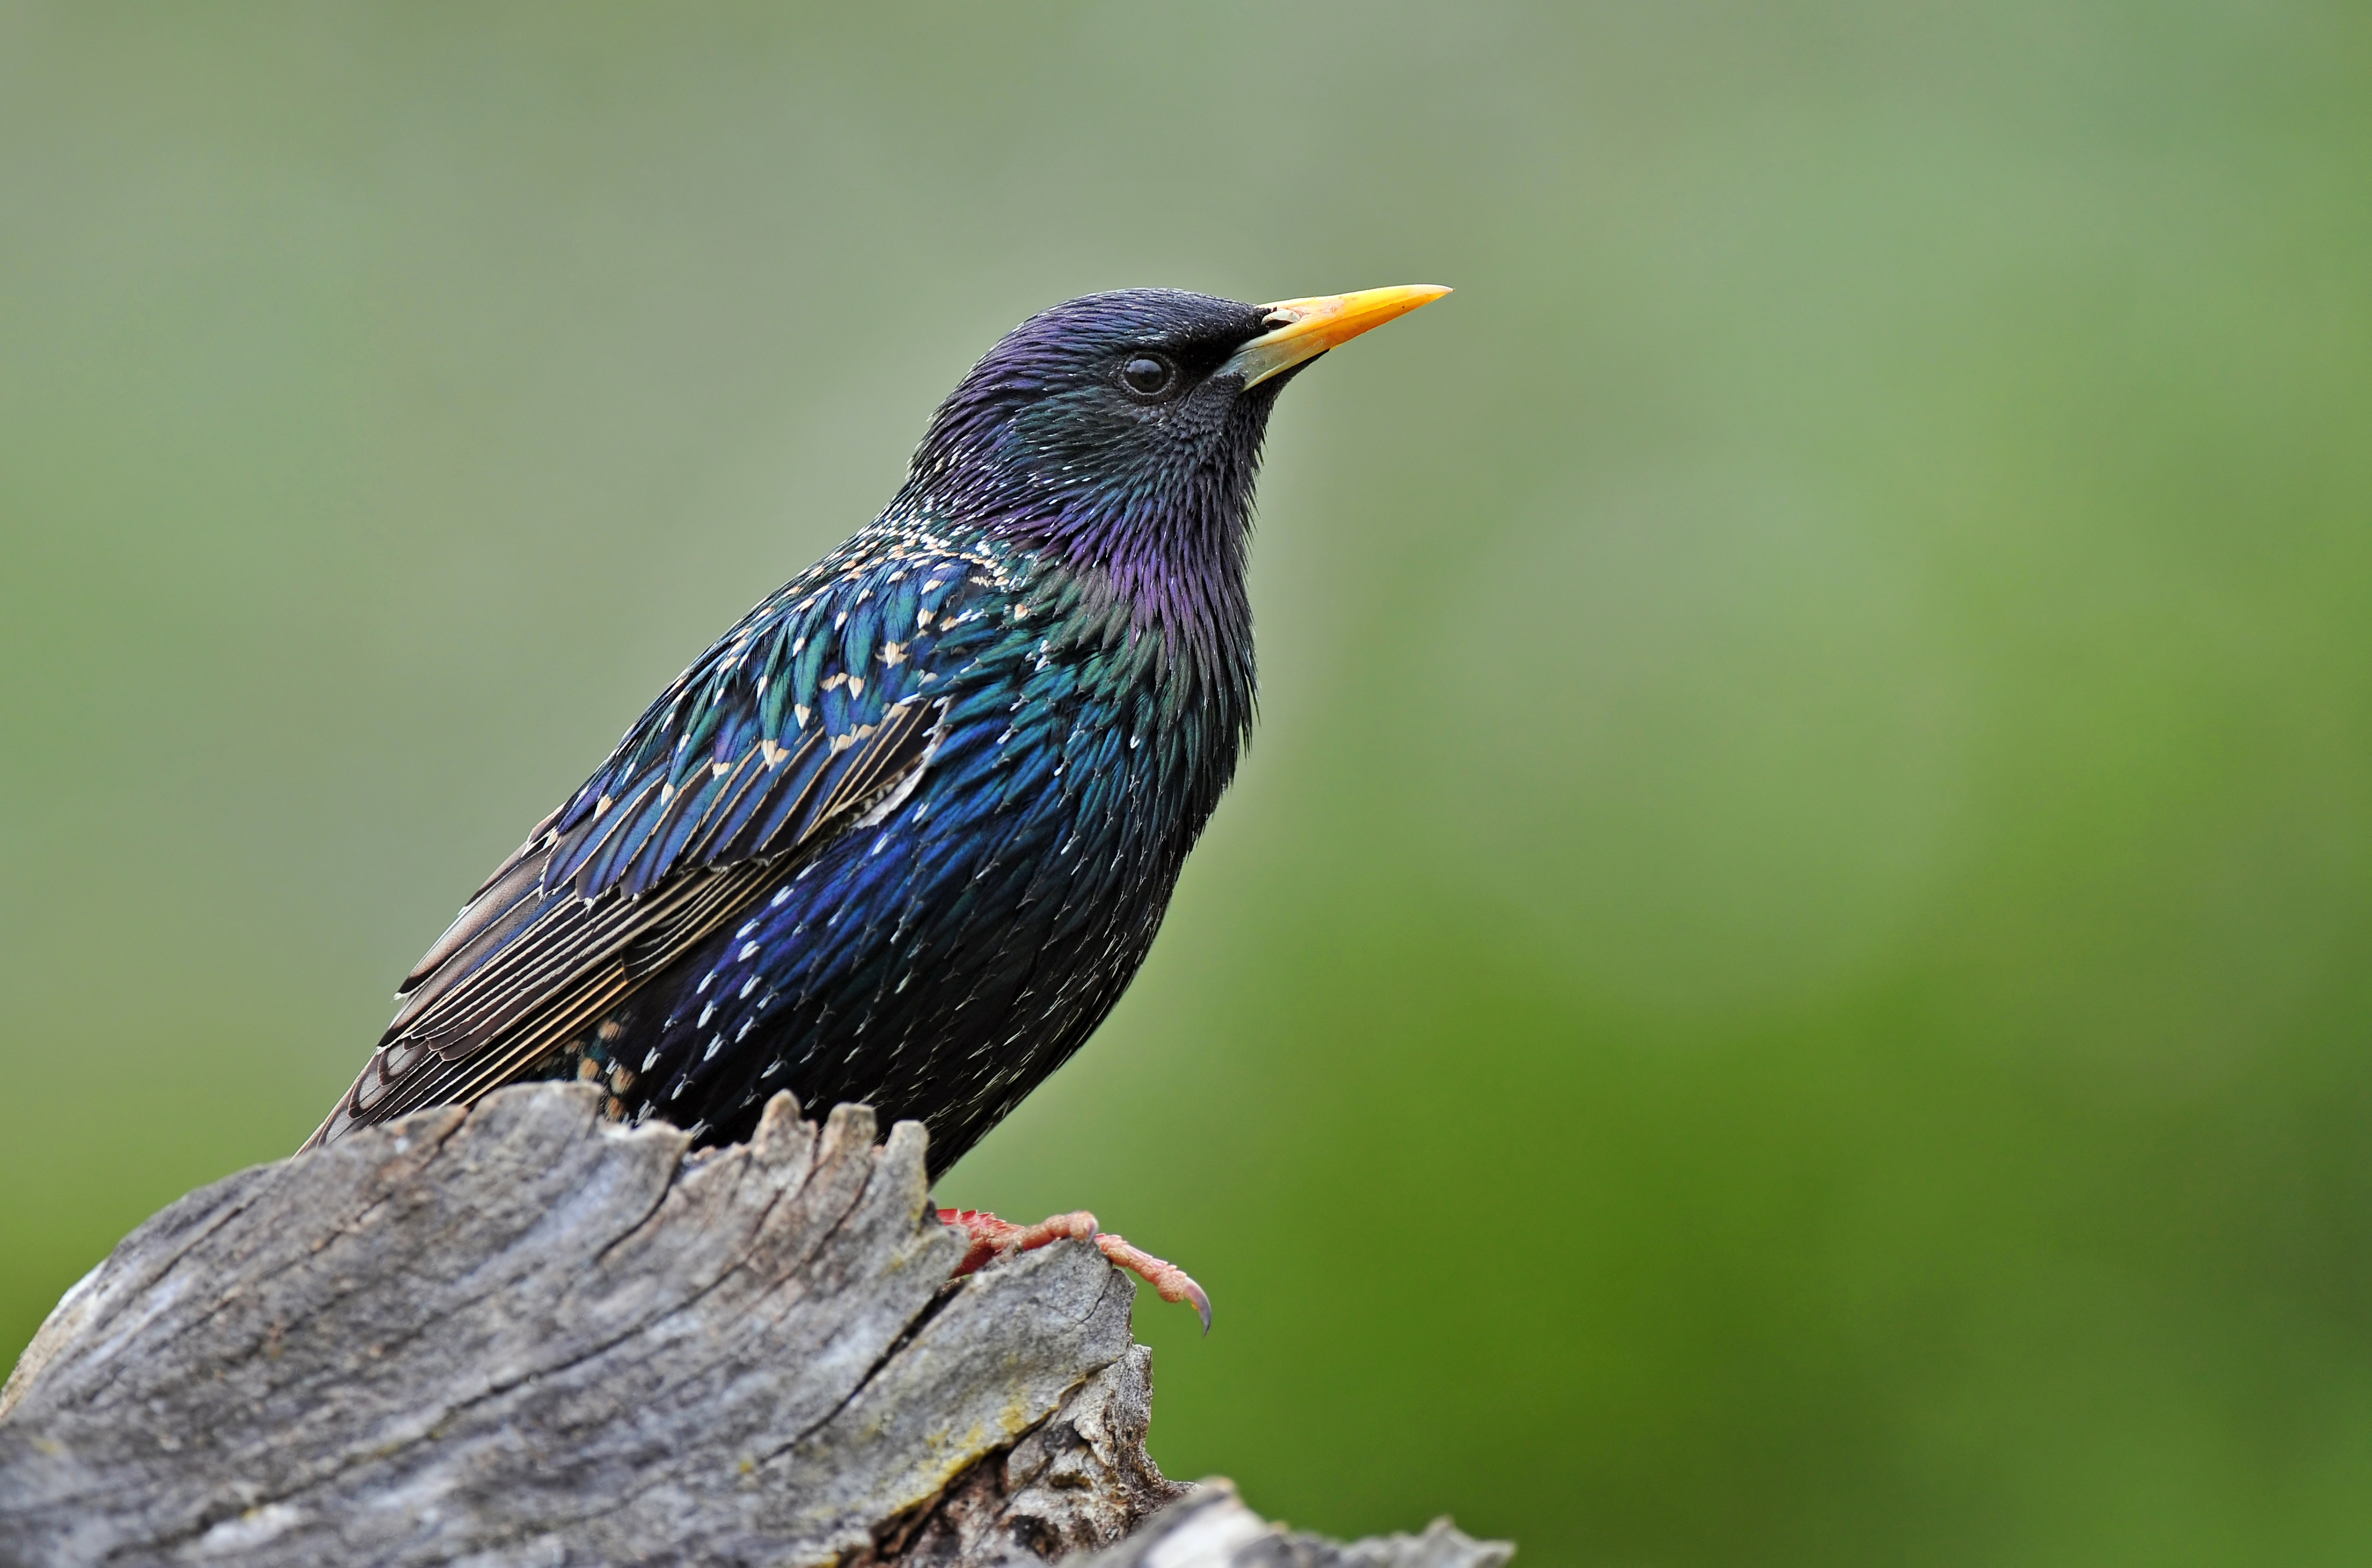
[1096,1232,1213,1334]
[936,1206,1213,1333]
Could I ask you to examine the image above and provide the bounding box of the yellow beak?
[1221,284,1452,388]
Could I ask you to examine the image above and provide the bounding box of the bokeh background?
[6,3,2371,1561]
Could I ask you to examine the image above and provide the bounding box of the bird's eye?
[1119,354,1176,398]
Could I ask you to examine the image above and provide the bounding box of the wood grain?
[0,1082,1508,1567]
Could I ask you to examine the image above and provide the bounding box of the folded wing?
[305,545,1005,1148]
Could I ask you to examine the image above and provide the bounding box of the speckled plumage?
[309,290,1335,1176]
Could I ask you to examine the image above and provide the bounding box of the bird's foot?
[937,1207,1211,1333]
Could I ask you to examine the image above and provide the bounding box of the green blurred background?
[5,2,2370,1560]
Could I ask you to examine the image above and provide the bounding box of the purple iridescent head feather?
[896,290,1291,658]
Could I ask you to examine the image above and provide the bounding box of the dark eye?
[1119,353,1176,398]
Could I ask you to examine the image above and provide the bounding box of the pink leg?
[938,1207,1212,1333]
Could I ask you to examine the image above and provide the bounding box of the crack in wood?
[0,1081,1516,1567]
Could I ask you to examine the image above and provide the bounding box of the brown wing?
[302,694,942,1149]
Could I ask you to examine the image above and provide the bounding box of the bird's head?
[902,285,1447,644]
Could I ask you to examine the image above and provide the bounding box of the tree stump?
[0,1083,1509,1567]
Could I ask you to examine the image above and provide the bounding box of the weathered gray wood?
[0,1084,1174,1565]
[0,1082,1510,1567]
[1072,1486,1512,1568]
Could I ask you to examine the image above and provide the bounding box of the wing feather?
[301,543,998,1152]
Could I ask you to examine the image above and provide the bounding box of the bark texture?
[0,1083,1508,1568]
[1072,1485,1512,1568]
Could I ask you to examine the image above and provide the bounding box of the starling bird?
[306,284,1448,1321]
